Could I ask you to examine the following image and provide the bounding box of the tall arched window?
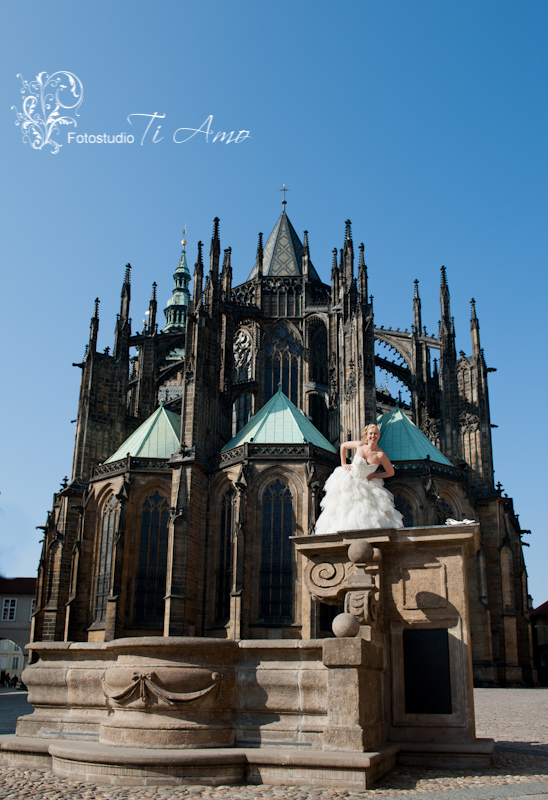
[310,324,328,385]
[260,480,293,623]
[395,495,414,527]
[134,491,169,628]
[232,392,252,435]
[435,497,454,525]
[500,546,515,614]
[264,324,300,404]
[215,489,234,623]
[309,393,328,438]
[94,496,120,623]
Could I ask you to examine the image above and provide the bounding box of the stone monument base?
[0,736,400,789]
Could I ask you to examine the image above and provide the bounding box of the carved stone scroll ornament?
[102,670,225,707]
[305,561,348,604]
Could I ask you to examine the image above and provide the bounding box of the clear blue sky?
[1,1,546,604]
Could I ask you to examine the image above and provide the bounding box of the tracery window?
[434,497,454,525]
[310,324,328,385]
[233,329,253,382]
[232,392,252,436]
[264,324,300,404]
[309,393,328,438]
[259,480,293,623]
[215,489,234,623]
[94,496,120,623]
[134,491,169,628]
[395,495,414,528]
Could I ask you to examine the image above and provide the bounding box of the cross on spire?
[278,183,290,208]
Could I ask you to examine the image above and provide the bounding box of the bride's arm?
[340,440,362,469]
[367,451,396,480]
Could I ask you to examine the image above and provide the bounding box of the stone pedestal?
[1,525,492,785]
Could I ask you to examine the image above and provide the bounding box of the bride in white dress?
[314,423,404,534]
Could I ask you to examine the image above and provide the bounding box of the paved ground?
[0,688,547,799]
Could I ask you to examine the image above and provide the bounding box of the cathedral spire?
[114,264,131,360]
[120,263,131,322]
[210,217,221,283]
[89,297,99,352]
[221,247,232,299]
[302,230,310,278]
[163,230,191,332]
[193,241,204,306]
[470,297,481,356]
[343,220,354,286]
[256,232,263,277]
[358,243,367,300]
[413,279,422,333]
[331,247,340,301]
[148,282,157,334]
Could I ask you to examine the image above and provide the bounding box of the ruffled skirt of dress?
[314,466,404,534]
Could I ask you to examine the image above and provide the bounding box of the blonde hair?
[362,423,380,443]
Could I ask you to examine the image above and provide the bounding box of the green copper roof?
[377,408,452,465]
[221,387,336,453]
[248,211,321,281]
[163,241,191,333]
[105,404,181,463]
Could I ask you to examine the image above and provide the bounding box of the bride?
[314,423,404,534]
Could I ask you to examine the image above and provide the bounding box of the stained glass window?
[215,489,234,623]
[395,495,414,527]
[264,324,300,405]
[259,480,293,623]
[134,491,169,628]
[94,496,119,623]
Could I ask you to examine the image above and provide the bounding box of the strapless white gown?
[314,455,404,534]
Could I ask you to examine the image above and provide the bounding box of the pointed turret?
[358,243,367,300]
[413,279,422,333]
[343,220,354,286]
[439,266,456,362]
[302,230,310,279]
[331,247,340,302]
[148,283,157,334]
[247,210,321,280]
[114,264,131,360]
[210,217,220,283]
[193,241,204,307]
[221,247,232,299]
[255,232,263,278]
[164,231,191,332]
[470,298,481,357]
[89,297,99,353]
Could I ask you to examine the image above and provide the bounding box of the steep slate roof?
[105,404,181,463]
[248,211,321,282]
[377,408,453,466]
[0,577,37,594]
[222,387,336,453]
[530,600,548,617]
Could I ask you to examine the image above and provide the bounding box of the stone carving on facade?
[233,329,253,381]
[459,411,480,433]
[421,416,441,443]
[345,369,357,401]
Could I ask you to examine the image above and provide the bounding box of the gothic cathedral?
[32,206,536,687]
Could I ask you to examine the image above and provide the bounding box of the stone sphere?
[332,612,360,638]
[347,540,374,564]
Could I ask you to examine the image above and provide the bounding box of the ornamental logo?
[12,71,84,154]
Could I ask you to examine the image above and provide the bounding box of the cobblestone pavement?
[1,689,547,799]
